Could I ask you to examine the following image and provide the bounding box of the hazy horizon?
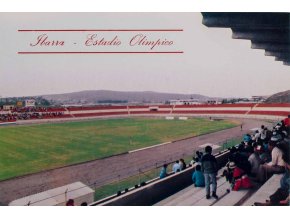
[1,88,279,99]
[0,13,289,99]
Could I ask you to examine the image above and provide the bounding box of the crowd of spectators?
[0,107,65,122]
[158,117,289,204]
[222,119,289,204]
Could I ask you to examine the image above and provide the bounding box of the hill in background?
[265,90,290,103]
[42,90,217,105]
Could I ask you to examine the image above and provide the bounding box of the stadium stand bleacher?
[1,103,289,123]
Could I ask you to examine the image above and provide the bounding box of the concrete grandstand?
[1,103,289,125]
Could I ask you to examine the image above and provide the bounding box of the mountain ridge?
[41,90,218,104]
[265,90,290,103]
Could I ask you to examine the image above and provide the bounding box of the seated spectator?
[80,202,88,206]
[232,163,253,191]
[256,140,286,183]
[180,159,186,171]
[231,150,252,175]
[159,164,168,179]
[66,199,74,206]
[223,161,236,185]
[243,134,252,145]
[252,130,261,143]
[248,144,262,176]
[172,160,181,173]
[190,157,201,167]
[260,125,267,143]
[254,144,289,206]
[190,156,195,166]
[283,115,289,128]
[192,165,205,187]
[196,151,203,160]
[260,141,272,163]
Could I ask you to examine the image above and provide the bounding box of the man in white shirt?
[257,141,285,182]
[172,160,181,173]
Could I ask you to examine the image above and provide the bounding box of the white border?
[0,0,289,12]
[1,0,288,217]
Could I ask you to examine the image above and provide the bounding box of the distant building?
[207,100,221,104]
[251,96,267,102]
[169,99,202,105]
[3,105,15,110]
[25,99,35,107]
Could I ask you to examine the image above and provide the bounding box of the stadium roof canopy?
[201,13,290,66]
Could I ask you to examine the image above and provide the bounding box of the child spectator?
[201,145,218,199]
[192,165,205,187]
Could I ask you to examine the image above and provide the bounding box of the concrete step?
[154,184,203,206]
[242,174,283,206]
[213,188,252,206]
[191,177,230,206]
[155,168,229,206]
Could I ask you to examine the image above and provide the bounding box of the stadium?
[0,12,289,207]
[0,102,289,206]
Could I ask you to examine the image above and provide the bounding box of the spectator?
[80,202,88,206]
[201,145,218,199]
[256,140,286,183]
[190,157,201,167]
[190,156,195,166]
[159,164,168,179]
[254,144,289,206]
[252,130,260,143]
[66,199,74,206]
[260,125,267,143]
[196,151,203,159]
[248,144,262,176]
[265,127,272,142]
[192,165,205,187]
[223,161,236,186]
[172,160,181,173]
[283,115,289,127]
[180,159,186,171]
[231,149,252,174]
[243,134,252,145]
[232,163,253,191]
[260,141,271,163]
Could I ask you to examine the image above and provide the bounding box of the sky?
[0,12,289,98]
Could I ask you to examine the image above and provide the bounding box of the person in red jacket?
[232,166,253,191]
[283,115,290,127]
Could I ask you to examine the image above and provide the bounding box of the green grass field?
[0,117,237,181]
